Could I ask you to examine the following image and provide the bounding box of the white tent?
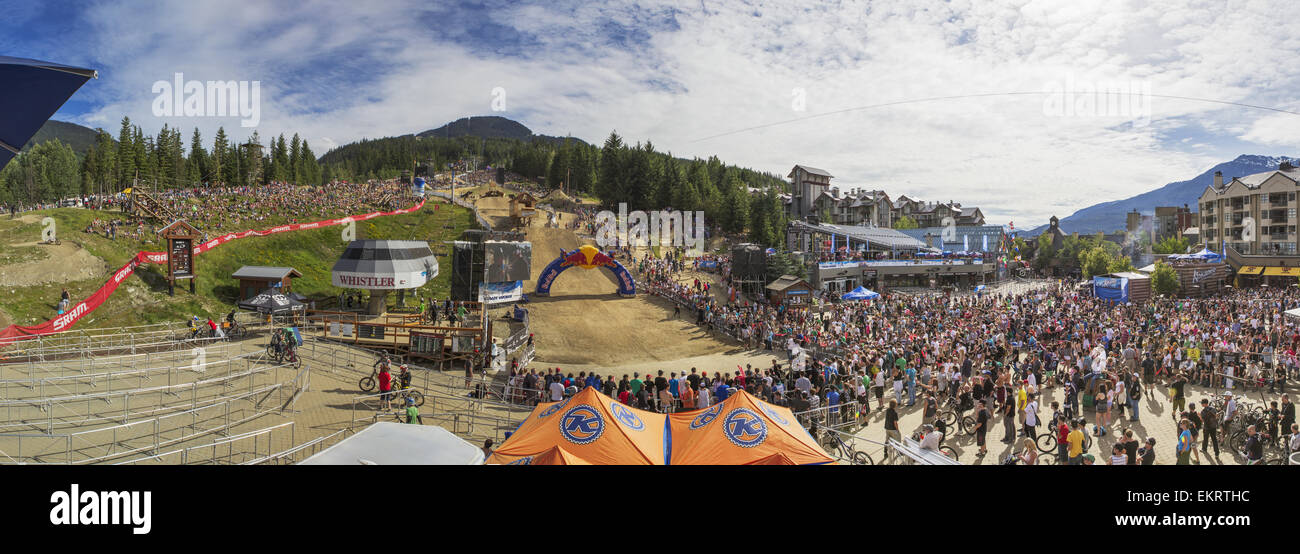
[1285,307,1300,322]
[301,422,485,465]
[1136,264,1156,274]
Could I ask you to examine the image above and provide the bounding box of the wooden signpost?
[159,220,201,296]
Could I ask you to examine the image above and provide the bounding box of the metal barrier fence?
[111,421,297,465]
[818,425,888,465]
[244,428,353,465]
[792,401,864,432]
[0,313,293,363]
[0,342,258,400]
[0,382,291,464]
[0,355,296,434]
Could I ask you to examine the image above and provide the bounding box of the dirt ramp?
[515,217,736,366]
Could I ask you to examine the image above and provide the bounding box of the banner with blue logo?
[478,281,523,304]
[1092,276,1128,302]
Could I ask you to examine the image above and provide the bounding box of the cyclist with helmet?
[404,397,422,424]
[398,363,413,390]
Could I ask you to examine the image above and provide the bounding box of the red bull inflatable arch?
[535,245,635,297]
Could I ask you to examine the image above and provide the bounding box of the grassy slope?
[0,198,476,329]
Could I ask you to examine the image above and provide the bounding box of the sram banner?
[0,200,426,344]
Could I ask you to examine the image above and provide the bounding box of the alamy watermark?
[50,484,151,535]
[1042,74,1150,127]
[152,73,260,127]
[594,203,705,257]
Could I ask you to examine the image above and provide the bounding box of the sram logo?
[49,484,152,535]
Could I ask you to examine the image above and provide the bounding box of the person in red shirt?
[1056,416,1070,465]
[378,365,393,409]
[618,389,632,405]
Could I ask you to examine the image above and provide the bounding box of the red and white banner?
[0,200,426,345]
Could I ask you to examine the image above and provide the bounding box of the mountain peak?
[1028,154,1299,235]
[414,115,584,146]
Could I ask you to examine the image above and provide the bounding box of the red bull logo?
[559,245,617,270]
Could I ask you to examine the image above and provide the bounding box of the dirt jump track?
[495,202,775,372]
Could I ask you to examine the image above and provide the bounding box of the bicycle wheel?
[939,446,958,460]
[408,390,425,407]
[1036,432,1056,453]
[359,376,375,392]
[962,416,976,435]
[940,410,958,429]
[852,450,873,465]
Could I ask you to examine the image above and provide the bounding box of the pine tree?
[211,127,228,185]
[117,117,133,188]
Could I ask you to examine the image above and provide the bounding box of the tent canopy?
[0,56,97,170]
[487,445,592,465]
[237,288,306,314]
[487,387,669,465]
[1285,307,1300,322]
[300,422,484,465]
[840,286,880,301]
[666,390,833,465]
[1172,248,1223,263]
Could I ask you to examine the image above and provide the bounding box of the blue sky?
[5,0,1300,226]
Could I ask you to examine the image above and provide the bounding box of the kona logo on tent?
[761,405,789,425]
[538,397,570,418]
[689,404,724,430]
[506,457,532,465]
[559,405,604,445]
[722,408,768,448]
[609,402,644,430]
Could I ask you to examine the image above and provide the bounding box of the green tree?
[1152,235,1189,255]
[1150,262,1179,295]
[892,215,919,229]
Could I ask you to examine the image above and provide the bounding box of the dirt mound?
[0,241,106,287]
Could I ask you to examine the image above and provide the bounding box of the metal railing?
[111,421,297,465]
[246,428,353,465]
[0,356,295,434]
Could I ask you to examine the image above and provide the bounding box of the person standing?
[1170,373,1188,420]
[974,400,990,458]
[1067,419,1086,465]
[1023,393,1039,442]
[1280,394,1295,440]
[884,400,902,461]
[1176,418,1193,465]
[1199,398,1220,458]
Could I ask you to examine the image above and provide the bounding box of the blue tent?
[840,286,880,301]
[0,56,97,170]
[1178,248,1223,264]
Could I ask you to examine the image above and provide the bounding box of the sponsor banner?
[1192,268,1217,283]
[0,200,426,343]
[479,281,524,304]
[698,260,718,269]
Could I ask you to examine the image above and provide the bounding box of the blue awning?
[840,286,880,301]
[0,56,97,170]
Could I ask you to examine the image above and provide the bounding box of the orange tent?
[487,387,668,465]
[745,452,798,465]
[667,390,833,465]
[488,445,592,465]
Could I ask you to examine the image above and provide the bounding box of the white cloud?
[48,0,1300,225]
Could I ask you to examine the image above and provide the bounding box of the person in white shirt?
[549,379,565,401]
[696,385,711,409]
[919,424,942,451]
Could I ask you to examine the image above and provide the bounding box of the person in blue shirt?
[716,385,730,402]
[904,366,918,407]
[668,374,680,398]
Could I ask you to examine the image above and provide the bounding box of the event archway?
[535,245,635,297]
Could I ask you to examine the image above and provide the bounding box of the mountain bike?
[818,427,873,465]
[360,356,393,392]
